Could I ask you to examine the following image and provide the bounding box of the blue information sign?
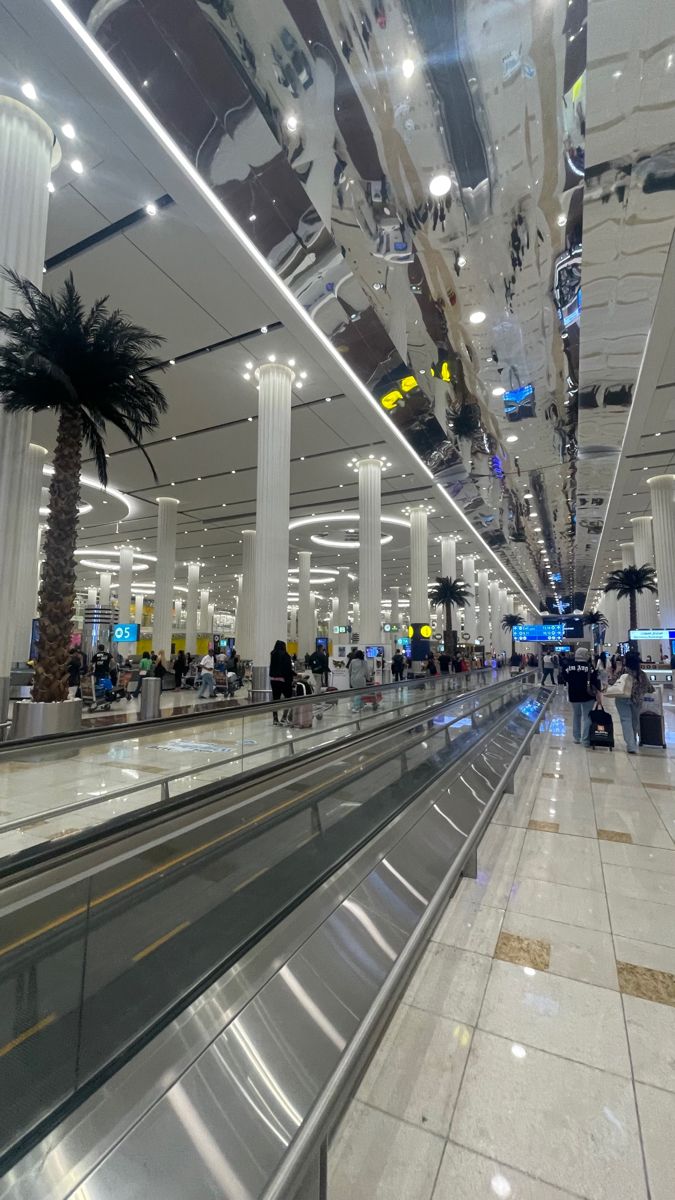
[514,624,565,642]
[113,623,140,643]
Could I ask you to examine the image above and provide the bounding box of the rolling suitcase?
[589,702,614,750]
[639,687,666,748]
[292,679,314,728]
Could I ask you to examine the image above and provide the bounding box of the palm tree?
[501,613,525,657]
[582,610,608,647]
[0,270,167,704]
[603,564,657,645]
[428,576,472,648]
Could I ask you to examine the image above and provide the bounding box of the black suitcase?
[639,710,666,748]
[589,703,614,750]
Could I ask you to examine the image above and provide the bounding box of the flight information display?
[514,624,565,642]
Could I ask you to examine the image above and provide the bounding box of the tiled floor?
[329,690,675,1200]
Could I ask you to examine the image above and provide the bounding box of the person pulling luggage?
[606,649,654,754]
[565,646,601,747]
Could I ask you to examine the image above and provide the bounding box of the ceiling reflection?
[69,0,675,605]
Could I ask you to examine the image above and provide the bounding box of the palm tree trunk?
[629,593,638,647]
[33,408,82,703]
[444,602,452,647]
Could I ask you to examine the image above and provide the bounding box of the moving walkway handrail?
[260,684,554,1200]
[0,670,501,849]
[0,671,533,881]
[1,666,496,753]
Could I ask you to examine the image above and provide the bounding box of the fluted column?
[477,569,490,647]
[298,550,313,656]
[358,458,383,644]
[199,588,209,633]
[603,588,618,650]
[498,587,508,653]
[489,580,501,651]
[331,596,339,628]
[116,545,133,626]
[252,362,294,698]
[153,496,179,653]
[135,592,145,628]
[629,515,662,654]
[237,530,256,659]
[99,572,112,609]
[352,600,360,632]
[648,475,675,632]
[12,444,48,662]
[617,542,635,642]
[87,586,97,609]
[462,556,476,642]
[174,598,183,628]
[337,567,350,627]
[441,535,457,581]
[185,562,199,654]
[409,505,429,624]
[390,586,400,624]
[0,99,54,716]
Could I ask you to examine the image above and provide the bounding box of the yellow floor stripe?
[132,920,190,963]
[0,1012,56,1058]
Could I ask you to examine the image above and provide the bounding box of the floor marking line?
[0,1012,56,1058]
[132,921,190,962]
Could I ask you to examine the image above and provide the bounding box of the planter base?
[11,699,82,740]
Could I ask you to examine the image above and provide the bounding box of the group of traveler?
[564,645,654,753]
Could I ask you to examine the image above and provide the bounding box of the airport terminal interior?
[0,0,674,1196]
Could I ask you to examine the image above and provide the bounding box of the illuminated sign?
[333,625,350,634]
[514,624,565,642]
[383,623,402,632]
[629,629,675,640]
[503,384,534,408]
[113,623,140,643]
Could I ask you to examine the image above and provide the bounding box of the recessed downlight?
[20,81,37,101]
[492,386,505,397]
[429,172,452,197]
[71,158,84,174]
[145,202,157,216]
[402,58,415,78]
[506,434,518,443]
[469,310,486,325]
[285,114,299,132]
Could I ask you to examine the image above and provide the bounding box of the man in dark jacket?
[308,647,328,693]
[566,646,601,746]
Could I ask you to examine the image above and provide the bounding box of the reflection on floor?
[330,690,675,1200]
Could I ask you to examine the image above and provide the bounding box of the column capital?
[255,361,295,386]
[629,515,652,524]
[647,474,675,489]
[155,495,180,505]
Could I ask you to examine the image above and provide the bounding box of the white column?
[298,550,313,656]
[174,598,183,627]
[288,604,298,642]
[185,562,199,654]
[252,363,294,698]
[647,475,675,631]
[199,588,210,633]
[99,572,112,609]
[87,586,98,609]
[477,569,490,647]
[135,592,145,627]
[116,545,133,625]
[390,586,400,624]
[603,588,618,650]
[237,530,256,659]
[462,556,476,642]
[331,596,339,628]
[617,542,635,642]
[208,602,215,630]
[409,505,429,623]
[12,444,48,662]
[352,600,360,632]
[629,515,662,654]
[498,587,509,653]
[441,535,457,581]
[358,458,383,644]
[153,496,179,653]
[489,580,501,650]
[0,99,53,715]
[337,566,350,627]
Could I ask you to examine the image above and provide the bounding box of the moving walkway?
[0,670,551,1199]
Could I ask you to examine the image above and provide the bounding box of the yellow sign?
[380,388,403,410]
[420,624,433,638]
[408,624,414,638]
[400,375,418,392]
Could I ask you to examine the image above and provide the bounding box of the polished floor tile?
[607,892,675,948]
[432,1142,579,1199]
[450,1031,647,1199]
[516,830,604,891]
[618,960,675,1007]
[478,961,630,1075]
[635,1083,675,1200]
[456,825,526,910]
[404,943,491,1025]
[492,791,534,828]
[432,899,504,956]
[590,803,672,848]
[623,994,675,1088]
[529,800,597,838]
[599,840,675,873]
[614,935,675,976]
[329,1100,445,1200]
[358,1003,471,1135]
[507,877,610,932]
[502,911,618,989]
[602,862,675,907]
[494,930,550,971]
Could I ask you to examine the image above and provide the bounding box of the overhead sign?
[333,624,351,634]
[383,623,402,633]
[113,623,140,643]
[629,629,675,640]
[515,624,565,642]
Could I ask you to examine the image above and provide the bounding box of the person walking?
[154,651,168,688]
[173,649,187,689]
[197,649,217,699]
[348,648,372,710]
[542,651,555,686]
[270,640,294,724]
[612,649,654,754]
[67,648,82,698]
[308,645,328,694]
[566,646,601,746]
[427,651,438,677]
[439,650,451,674]
[391,648,406,681]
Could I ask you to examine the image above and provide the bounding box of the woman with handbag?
[606,650,654,753]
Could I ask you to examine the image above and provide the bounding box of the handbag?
[606,672,632,698]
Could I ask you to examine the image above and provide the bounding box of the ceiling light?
[655,432,661,437]
[47,181,55,193]
[457,255,467,268]
[285,114,299,132]
[245,361,253,370]
[325,396,332,403]
[613,70,622,78]
[288,358,296,366]
[402,58,415,78]
[247,416,253,422]
[296,380,303,388]
[469,310,486,325]
[300,370,307,379]
[523,492,533,499]
[249,213,256,222]
[20,81,37,101]
[429,172,452,197]
[243,372,251,380]
[556,213,567,227]
[169,358,175,366]
[260,325,268,334]
[506,435,518,443]
[145,202,157,216]
[61,122,76,139]
[268,354,276,362]
[492,386,505,397]
[71,159,84,174]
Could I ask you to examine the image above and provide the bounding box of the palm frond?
[501,614,524,632]
[603,564,657,600]
[428,575,472,608]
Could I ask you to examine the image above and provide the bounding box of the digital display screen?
[515,624,565,642]
[113,623,140,643]
[365,644,384,658]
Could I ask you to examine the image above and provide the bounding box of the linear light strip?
[46,0,537,613]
